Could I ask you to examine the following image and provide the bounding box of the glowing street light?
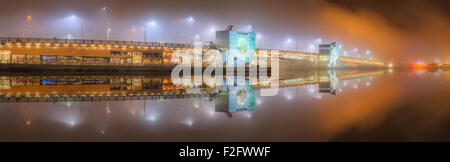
[187,17,194,23]
[256,33,262,39]
[284,38,293,51]
[308,44,315,53]
[130,26,136,41]
[144,21,157,42]
[286,38,292,44]
[148,21,157,27]
[256,33,262,48]
[315,38,323,43]
[23,15,33,37]
[68,14,77,39]
[186,16,197,41]
[247,25,253,32]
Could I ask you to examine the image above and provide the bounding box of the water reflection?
[2,69,448,141]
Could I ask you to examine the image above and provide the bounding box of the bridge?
[0,37,387,71]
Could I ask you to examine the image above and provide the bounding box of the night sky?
[0,0,449,63]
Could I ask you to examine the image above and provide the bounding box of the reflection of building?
[216,25,256,65]
[215,80,255,118]
[319,71,339,95]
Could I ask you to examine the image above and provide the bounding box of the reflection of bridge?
[0,70,387,102]
[0,37,386,70]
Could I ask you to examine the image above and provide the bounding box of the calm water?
[0,69,449,141]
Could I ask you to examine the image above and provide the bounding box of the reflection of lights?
[66,102,72,107]
[313,94,322,100]
[256,99,262,105]
[247,113,252,118]
[286,95,292,100]
[69,121,75,127]
[366,50,371,55]
[413,61,426,75]
[308,87,315,93]
[388,63,394,68]
[353,85,358,89]
[338,88,342,92]
[186,120,193,127]
[147,115,157,122]
[209,111,214,116]
[343,81,348,87]
[366,82,371,87]
[353,48,358,52]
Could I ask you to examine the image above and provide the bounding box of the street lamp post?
[130,27,136,41]
[187,17,196,41]
[69,15,76,39]
[107,28,112,41]
[145,21,156,42]
[24,16,32,37]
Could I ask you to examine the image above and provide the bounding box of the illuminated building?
[319,42,340,68]
[215,25,256,65]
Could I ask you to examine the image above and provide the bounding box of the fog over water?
[0,0,449,63]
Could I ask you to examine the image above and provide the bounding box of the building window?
[0,50,11,64]
[0,76,10,90]
[12,54,26,64]
[26,55,41,64]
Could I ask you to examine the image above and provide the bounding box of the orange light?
[412,61,426,69]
